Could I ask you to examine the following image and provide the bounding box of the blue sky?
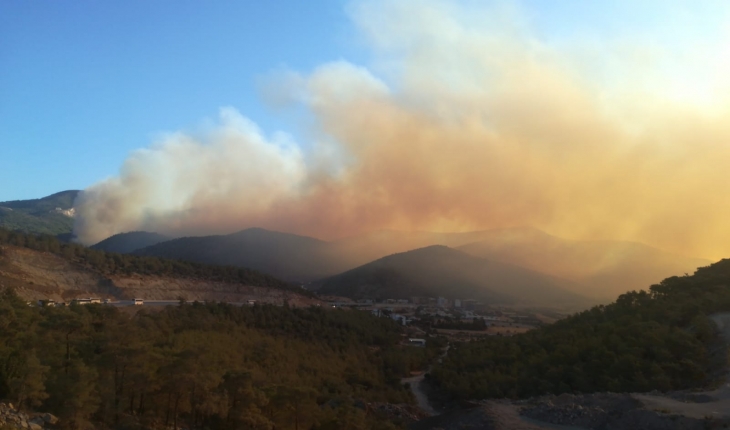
[0,0,360,201]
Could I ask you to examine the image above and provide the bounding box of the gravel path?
[402,345,450,416]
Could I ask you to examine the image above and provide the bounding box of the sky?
[3,1,730,259]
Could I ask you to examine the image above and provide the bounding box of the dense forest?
[0,228,308,295]
[0,290,444,429]
[430,259,730,400]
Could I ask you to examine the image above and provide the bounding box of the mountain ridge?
[314,244,588,305]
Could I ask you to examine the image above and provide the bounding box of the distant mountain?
[315,245,587,305]
[456,228,711,299]
[128,226,709,300]
[134,228,353,283]
[330,229,506,264]
[0,190,79,236]
[91,231,171,254]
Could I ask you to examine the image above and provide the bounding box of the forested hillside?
[430,260,730,400]
[0,191,78,236]
[0,290,439,429]
[0,228,304,295]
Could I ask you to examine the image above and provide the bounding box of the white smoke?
[74,0,730,260]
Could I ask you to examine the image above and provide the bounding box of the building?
[133,298,144,306]
[437,297,449,308]
[408,338,426,347]
[462,299,476,310]
[390,313,407,325]
[454,299,462,308]
[71,298,92,305]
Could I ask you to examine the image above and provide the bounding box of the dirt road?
[402,345,450,416]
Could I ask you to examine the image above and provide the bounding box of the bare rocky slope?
[0,245,321,306]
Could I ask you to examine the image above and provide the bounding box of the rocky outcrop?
[0,403,58,429]
[369,402,430,423]
[519,392,728,430]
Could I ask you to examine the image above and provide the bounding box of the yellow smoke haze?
[75,0,730,260]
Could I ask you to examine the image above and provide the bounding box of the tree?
[8,351,49,410]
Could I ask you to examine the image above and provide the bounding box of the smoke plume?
[75,0,730,259]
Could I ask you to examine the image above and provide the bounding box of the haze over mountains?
[457,228,712,299]
[94,226,709,301]
[0,192,712,303]
[314,245,585,305]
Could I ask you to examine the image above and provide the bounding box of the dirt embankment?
[0,245,321,306]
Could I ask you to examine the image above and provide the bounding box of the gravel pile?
[369,402,431,423]
[520,393,724,430]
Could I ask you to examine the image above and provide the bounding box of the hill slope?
[430,258,730,401]
[0,228,317,305]
[134,228,353,283]
[91,231,170,254]
[456,228,711,299]
[316,245,587,305]
[0,190,79,236]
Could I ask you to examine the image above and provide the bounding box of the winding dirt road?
[402,344,450,416]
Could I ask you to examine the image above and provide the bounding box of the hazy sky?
[4,1,730,258]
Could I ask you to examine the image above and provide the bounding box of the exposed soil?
[0,245,322,306]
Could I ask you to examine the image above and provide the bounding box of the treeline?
[429,260,730,400]
[0,290,438,429]
[0,228,309,296]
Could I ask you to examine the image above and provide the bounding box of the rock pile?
[520,393,725,430]
[0,403,58,429]
[369,402,430,423]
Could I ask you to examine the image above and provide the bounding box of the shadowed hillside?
[92,231,170,254]
[316,245,587,305]
[134,228,353,283]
